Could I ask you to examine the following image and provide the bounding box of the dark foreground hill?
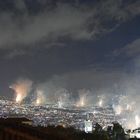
[0,117,128,140]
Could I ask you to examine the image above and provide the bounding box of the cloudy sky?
[0,0,140,100]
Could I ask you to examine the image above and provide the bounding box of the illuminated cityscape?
[0,97,136,131]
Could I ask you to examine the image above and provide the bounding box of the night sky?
[0,0,140,100]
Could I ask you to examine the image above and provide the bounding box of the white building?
[84,120,92,133]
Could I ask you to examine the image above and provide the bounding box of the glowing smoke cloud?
[76,95,85,107]
[35,90,46,105]
[113,105,122,115]
[10,79,33,103]
[76,89,97,107]
[76,90,88,107]
[8,74,140,130]
[135,115,140,127]
[58,96,65,108]
[57,90,70,108]
[97,95,104,107]
[111,94,140,129]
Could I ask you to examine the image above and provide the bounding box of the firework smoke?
[8,73,140,130]
[76,89,91,107]
[97,95,105,107]
[76,94,86,107]
[10,79,33,103]
[35,90,46,105]
[112,94,140,129]
[57,91,70,108]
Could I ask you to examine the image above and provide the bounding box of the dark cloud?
[0,0,140,101]
[4,49,27,59]
[0,0,140,52]
[114,38,140,57]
